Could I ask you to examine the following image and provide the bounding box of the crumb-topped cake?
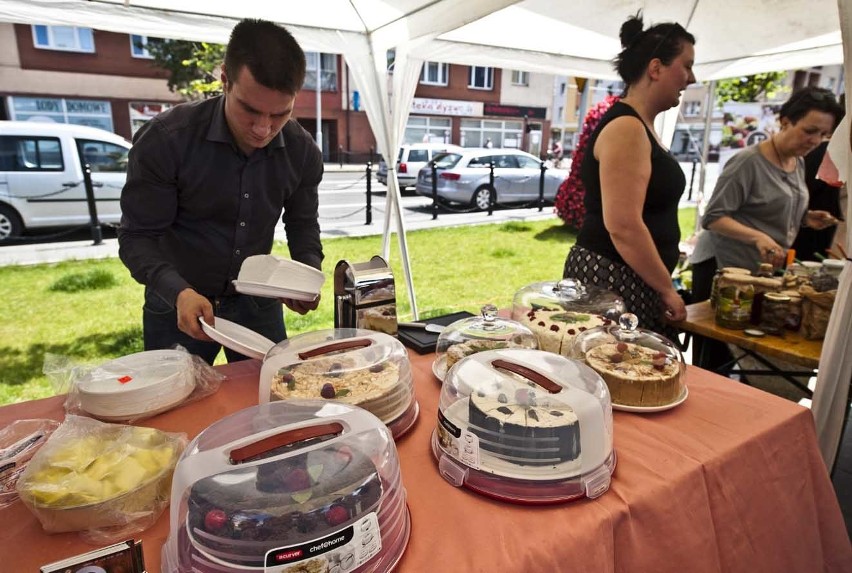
[445,338,530,370]
[518,309,611,356]
[187,444,382,567]
[584,342,681,407]
[466,368,580,467]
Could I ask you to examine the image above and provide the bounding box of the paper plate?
[232,280,319,302]
[611,386,688,413]
[199,317,276,360]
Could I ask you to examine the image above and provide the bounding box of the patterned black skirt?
[563,244,680,340]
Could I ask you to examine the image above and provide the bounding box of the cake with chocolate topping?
[584,342,681,407]
[518,309,610,357]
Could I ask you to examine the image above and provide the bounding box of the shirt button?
[244,193,249,198]
[235,249,241,255]
[240,221,246,227]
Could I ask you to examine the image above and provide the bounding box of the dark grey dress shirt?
[118,96,324,307]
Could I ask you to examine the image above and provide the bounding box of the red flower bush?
[555,95,620,229]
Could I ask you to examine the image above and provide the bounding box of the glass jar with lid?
[433,304,538,382]
[715,274,755,329]
[759,292,790,335]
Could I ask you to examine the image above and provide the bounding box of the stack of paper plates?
[77,350,196,421]
[233,255,324,301]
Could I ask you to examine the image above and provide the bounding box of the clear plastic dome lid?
[568,313,686,409]
[433,348,615,503]
[512,278,625,321]
[433,305,538,382]
[161,400,410,573]
[259,329,417,438]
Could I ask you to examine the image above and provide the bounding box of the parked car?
[414,148,569,210]
[376,142,463,192]
[0,121,130,241]
[0,121,131,240]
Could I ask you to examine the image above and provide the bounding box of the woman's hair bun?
[619,12,645,48]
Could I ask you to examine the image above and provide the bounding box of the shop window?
[32,25,94,53]
[421,62,449,86]
[469,66,493,90]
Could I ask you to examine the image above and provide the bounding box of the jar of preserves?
[759,293,790,335]
[715,274,755,330]
[782,290,803,331]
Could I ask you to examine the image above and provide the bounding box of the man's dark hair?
[224,19,306,94]
[779,86,844,128]
[614,12,696,88]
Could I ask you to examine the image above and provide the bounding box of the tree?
[714,72,788,104]
[142,38,225,100]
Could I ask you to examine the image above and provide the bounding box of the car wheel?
[472,186,493,211]
[0,204,23,241]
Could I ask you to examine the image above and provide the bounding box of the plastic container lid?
[161,400,410,573]
[258,329,417,439]
[433,304,538,382]
[511,278,625,321]
[569,314,686,409]
[433,348,614,504]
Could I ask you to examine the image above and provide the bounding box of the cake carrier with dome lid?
[511,278,625,320]
[432,304,538,382]
[432,348,615,504]
[259,328,418,439]
[161,400,410,573]
[569,313,687,411]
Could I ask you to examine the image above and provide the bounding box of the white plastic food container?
[161,400,410,573]
[432,348,615,504]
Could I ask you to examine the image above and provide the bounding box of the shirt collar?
[207,95,287,156]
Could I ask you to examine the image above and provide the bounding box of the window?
[78,140,129,173]
[516,155,541,169]
[682,101,702,117]
[468,66,494,90]
[460,119,522,148]
[7,97,114,133]
[130,35,155,59]
[421,62,449,86]
[403,116,451,145]
[304,53,338,91]
[510,70,529,86]
[32,25,94,53]
[0,137,63,172]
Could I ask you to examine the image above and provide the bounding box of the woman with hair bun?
[563,13,695,335]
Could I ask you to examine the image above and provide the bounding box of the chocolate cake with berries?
[584,342,682,407]
[466,371,580,466]
[518,309,610,357]
[187,444,382,567]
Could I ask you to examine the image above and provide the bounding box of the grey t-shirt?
[690,144,808,273]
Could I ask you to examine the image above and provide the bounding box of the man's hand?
[283,294,321,315]
[176,288,214,340]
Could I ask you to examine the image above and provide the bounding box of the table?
[678,300,822,396]
[1,354,850,572]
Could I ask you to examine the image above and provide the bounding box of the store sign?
[8,96,114,132]
[484,103,547,120]
[411,98,481,117]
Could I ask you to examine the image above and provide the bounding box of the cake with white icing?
[518,309,611,356]
[584,342,681,407]
[467,372,580,466]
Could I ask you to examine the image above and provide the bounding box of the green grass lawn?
[0,207,697,405]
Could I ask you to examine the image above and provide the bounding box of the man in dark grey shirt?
[118,19,323,364]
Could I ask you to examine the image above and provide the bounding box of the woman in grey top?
[689,86,842,372]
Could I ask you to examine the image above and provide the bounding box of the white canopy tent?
[0,0,849,467]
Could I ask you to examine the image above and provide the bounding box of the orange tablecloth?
[1,354,850,572]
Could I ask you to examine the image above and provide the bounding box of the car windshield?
[432,152,462,168]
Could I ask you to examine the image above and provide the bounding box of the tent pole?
[696,79,716,233]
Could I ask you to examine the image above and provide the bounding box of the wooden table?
[1,353,850,572]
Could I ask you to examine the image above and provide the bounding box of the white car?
[376,142,463,192]
[0,121,131,240]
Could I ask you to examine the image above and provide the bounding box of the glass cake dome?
[258,329,417,439]
[568,314,687,411]
[432,348,615,504]
[161,400,410,573]
[433,304,538,382]
[511,278,626,321]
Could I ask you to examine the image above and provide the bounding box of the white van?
[0,121,131,240]
[376,142,463,192]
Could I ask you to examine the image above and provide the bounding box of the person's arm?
[117,120,213,339]
[596,117,686,321]
[705,216,786,267]
[280,137,325,314]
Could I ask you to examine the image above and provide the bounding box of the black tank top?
[576,102,685,272]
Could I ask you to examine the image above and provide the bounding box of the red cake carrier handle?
[229,422,345,464]
[298,339,372,360]
[491,359,562,394]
